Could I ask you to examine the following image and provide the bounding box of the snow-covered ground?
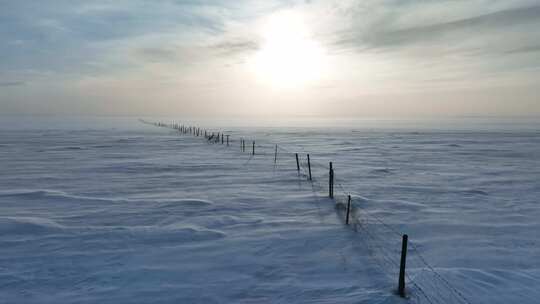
[0,117,539,303]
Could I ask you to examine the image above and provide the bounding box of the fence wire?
[142,120,473,304]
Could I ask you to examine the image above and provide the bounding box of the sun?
[250,11,326,89]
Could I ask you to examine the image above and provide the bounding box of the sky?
[1,0,539,118]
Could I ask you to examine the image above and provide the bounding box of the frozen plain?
[0,117,539,304]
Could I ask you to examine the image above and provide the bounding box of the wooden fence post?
[398,234,408,297]
[252,141,255,155]
[295,153,300,173]
[346,195,351,225]
[274,145,278,164]
[221,133,224,144]
[329,162,334,198]
[226,135,229,146]
[307,154,312,181]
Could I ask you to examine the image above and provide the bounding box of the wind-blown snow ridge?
[0,189,213,207]
[0,217,65,235]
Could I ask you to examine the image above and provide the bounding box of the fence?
[140,119,473,304]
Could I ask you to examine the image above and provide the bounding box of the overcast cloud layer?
[1,0,539,117]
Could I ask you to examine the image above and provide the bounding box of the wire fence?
[141,119,473,304]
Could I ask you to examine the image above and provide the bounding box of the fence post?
[398,234,408,297]
[329,162,334,198]
[307,154,312,181]
[274,145,278,164]
[346,195,351,225]
[252,141,255,155]
[221,133,224,144]
[331,168,334,197]
[243,139,245,152]
[295,153,300,173]
[226,135,229,146]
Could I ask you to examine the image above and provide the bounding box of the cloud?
[0,81,25,87]
[1,0,539,116]
[135,47,180,63]
[210,39,260,56]
[503,45,540,55]
[329,3,540,52]
[0,0,233,76]
[305,0,540,92]
[369,5,540,49]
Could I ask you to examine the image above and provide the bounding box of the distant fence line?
[140,119,472,304]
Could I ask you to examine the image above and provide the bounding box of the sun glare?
[250,11,326,89]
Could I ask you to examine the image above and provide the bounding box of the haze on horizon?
[1,0,539,118]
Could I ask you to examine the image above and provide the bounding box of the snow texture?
[0,117,539,304]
